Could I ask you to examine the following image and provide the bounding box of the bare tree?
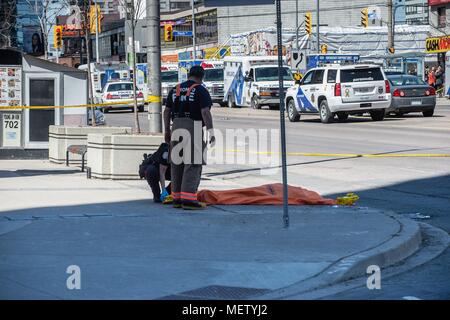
[119,0,146,134]
[0,0,17,48]
[24,0,70,59]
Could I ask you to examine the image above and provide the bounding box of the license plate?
[360,103,372,108]
[411,100,421,106]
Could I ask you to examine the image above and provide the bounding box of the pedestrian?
[163,66,215,210]
[435,65,444,97]
[424,65,429,83]
[428,66,436,88]
[141,142,172,203]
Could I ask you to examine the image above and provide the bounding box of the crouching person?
[142,142,172,203]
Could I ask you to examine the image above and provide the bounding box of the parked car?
[100,81,145,113]
[285,64,391,123]
[386,74,436,117]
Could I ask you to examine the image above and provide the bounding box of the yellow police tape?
[0,96,162,110]
[224,149,450,158]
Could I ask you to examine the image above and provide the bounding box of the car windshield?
[161,71,178,83]
[340,68,384,82]
[204,68,224,82]
[388,75,426,86]
[255,67,293,82]
[107,83,133,92]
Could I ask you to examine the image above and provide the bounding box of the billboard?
[22,26,44,56]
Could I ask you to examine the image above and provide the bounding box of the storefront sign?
[2,113,21,147]
[425,36,450,53]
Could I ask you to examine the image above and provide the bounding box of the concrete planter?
[49,125,132,164]
[87,133,164,180]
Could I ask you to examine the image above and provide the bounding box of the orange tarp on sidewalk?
[197,183,337,205]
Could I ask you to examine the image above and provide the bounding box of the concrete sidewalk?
[0,160,421,299]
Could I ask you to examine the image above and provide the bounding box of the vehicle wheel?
[138,105,144,112]
[287,99,300,122]
[423,109,434,117]
[370,110,385,121]
[251,95,261,109]
[227,96,235,108]
[319,100,333,123]
[337,112,348,122]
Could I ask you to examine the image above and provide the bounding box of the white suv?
[285,64,391,123]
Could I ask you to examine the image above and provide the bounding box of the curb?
[254,210,422,300]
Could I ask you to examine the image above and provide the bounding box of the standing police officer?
[163,66,215,210]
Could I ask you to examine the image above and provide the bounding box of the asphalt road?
[104,101,450,299]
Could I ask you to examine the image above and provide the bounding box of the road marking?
[222,149,450,158]
[402,296,422,300]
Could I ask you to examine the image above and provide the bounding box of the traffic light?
[321,44,328,54]
[90,4,102,34]
[164,24,173,42]
[305,12,312,35]
[361,8,369,28]
[54,25,62,49]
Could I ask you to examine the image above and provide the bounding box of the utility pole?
[275,0,289,228]
[94,0,99,63]
[147,0,162,133]
[388,0,394,51]
[83,0,95,126]
[316,0,320,53]
[295,0,298,49]
[192,0,196,59]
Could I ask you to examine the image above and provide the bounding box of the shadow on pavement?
[0,169,81,178]
[324,174,450,233]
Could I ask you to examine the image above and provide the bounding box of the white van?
[223,56,295,109]
[78,62,130,103]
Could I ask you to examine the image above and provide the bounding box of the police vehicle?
[100,80,145,113]
[285,64,391,123]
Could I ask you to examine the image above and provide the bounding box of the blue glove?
[160,188,169,202]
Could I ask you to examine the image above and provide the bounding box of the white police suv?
[285,64,391,123]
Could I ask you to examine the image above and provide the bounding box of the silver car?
[386,75,436,117]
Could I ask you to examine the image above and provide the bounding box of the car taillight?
[106,93,113,99]
[385,80,391,94]
[425,87,436,96]
[137,92,143,98]
[334,83,341,96]
[393,89,405,97]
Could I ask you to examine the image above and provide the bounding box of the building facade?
[0,0,43,55]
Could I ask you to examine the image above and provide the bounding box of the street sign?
[291,49,306,71]
[173,31,193,37]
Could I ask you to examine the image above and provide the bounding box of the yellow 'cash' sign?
[426,36,450,53]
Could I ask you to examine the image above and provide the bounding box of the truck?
[176,60,225,106]
[223,56,295,109]
[78,62,130,102]
[161,63,179,104]
[201,60,226,107]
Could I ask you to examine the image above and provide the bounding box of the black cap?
[188,65,205,79]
